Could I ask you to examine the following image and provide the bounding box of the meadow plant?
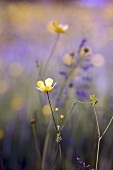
[31,21,113,170]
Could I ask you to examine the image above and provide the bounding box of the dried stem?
[94,106,100,137]
[101,116,113,139]
[95,137,101,170]
[93,106,113,170]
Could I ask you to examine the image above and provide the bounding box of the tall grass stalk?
[93,106,113,170]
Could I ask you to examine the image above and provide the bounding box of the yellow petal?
[37,81,44,89]
[45,78,53,86]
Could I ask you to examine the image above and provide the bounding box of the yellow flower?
[36,78,56,93]
[48,21,69,33]
[90,94,98,107]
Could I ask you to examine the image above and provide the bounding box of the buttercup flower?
[36,78,56,93]
[48,21,69,33]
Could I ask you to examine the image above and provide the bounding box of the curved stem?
[47,92,57,132]
[101,116,113,139]
[43,33,60,78]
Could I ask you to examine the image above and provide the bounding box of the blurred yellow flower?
[36,78,56,93]
[90,94,98,107]
[48,21,69,33]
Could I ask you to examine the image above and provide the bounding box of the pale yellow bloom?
[48,21,69,33]
[36,78,56,93]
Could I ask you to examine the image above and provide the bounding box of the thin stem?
[31,122,42,170]
[43,33,60,78]
[93,106,100,170]
[61,101,91,130]
[58,143,64,170]
[47,92,57,132]
[95,137,101,170]
[93,107,113,170]
[93,106,100,137]
[101,116,113,139]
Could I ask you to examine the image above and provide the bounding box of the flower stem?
[43,33,60,78]
[94,106,100,137]
[47,92,57,132]
[95,137,101,170]
[93,106,113,170]
[93,106,100,170]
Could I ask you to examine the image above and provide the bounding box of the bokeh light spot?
[9,63,23,77]
[11,96,24,110]
[0,80,8,95]
[0,129,5,140]
[42,104,51,116]
[91,54,105,67]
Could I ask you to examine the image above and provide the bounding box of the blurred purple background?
[0,0,113,169]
